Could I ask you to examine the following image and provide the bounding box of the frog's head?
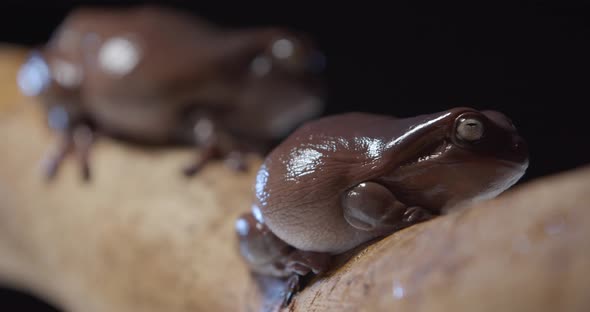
[228,29,326,141]
[387,107,529,211]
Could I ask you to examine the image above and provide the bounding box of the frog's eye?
[270,37,309,72]
[250,35,324,77]
[456,117,484,141]
[271,38,296,60]
[269,37,325,74]
[250,37,301,77]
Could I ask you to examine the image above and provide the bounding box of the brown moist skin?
[17,5,326,181]
[236,107,529,307]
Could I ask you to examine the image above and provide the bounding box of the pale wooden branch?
[1,45,589,312]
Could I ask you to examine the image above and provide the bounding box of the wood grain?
[1,45,589,312]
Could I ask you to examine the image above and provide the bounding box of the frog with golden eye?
[236,107,529,307]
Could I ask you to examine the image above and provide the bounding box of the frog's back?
[45,6,239,142]
[256,112,409,254]
[53,6,227,92]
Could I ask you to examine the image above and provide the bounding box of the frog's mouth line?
[490,158,529,170]
[398,139,450,168]
[400,138,528,171]
[431,156,529,172]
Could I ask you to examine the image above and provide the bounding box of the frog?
[235,107,529,307]
[17,5,326,181]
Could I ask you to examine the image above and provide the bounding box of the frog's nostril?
[505,135,528,164]
[512,136,526,152]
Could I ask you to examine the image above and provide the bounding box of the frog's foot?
[342,181,438,233]
[279,250,331,308]
[402,206,435,224]
[41,124,95,182]
[281,274,300,308]
[183,117,253,177]
[342,181,408,232]
[285,250,331,276]
[182,143,222,177]
[183,145,252,177]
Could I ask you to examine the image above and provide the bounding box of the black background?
[0,1,589,311]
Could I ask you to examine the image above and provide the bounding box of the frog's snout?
[512,135,525,152]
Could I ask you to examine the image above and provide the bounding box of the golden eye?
[456,117,484,141]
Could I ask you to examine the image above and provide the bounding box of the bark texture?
[1,46,589,312]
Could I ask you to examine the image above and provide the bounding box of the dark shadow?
[0,287,62,311]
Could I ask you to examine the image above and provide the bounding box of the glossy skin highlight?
[17,5,325,181]
[236,107,529,307]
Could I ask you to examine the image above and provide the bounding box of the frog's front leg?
[183,117,251,176]
[41,106,96,181]
[281,274,300,308]
[342,181,434,232]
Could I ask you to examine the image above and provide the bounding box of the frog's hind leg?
[41,106,96,182]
